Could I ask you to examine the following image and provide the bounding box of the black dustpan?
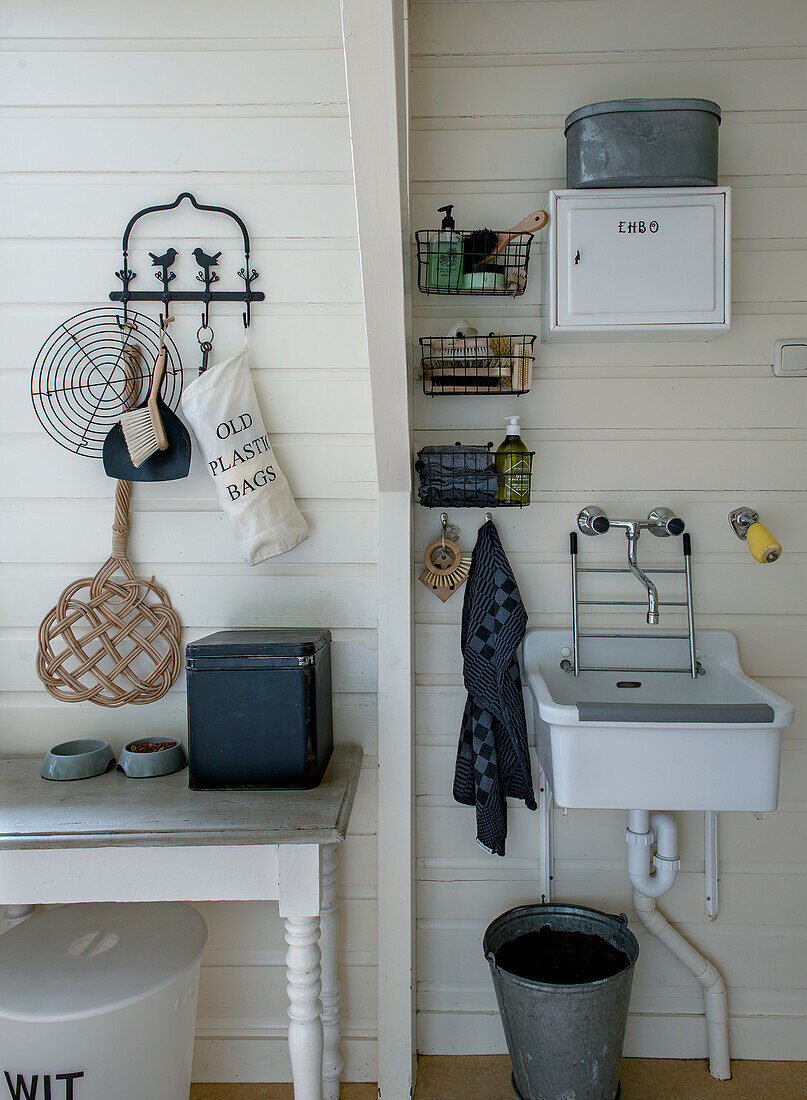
[103,321,192,482]
[103,408,191,481]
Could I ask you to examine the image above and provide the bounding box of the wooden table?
[0,744,362,1100]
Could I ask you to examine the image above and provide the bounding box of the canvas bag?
[182,342,309,564]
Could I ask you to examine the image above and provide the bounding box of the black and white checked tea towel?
[453,519,536,856]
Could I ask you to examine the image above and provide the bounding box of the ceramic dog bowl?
[41,738,116,781]
[117,738,187,778]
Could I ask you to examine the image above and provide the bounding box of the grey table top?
[0,745,362,850]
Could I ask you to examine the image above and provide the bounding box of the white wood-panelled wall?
[0,0,378,1083]
[411,0,807,1061]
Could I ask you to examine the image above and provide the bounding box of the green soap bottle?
[427,205,463,290]
[495,415,531,505]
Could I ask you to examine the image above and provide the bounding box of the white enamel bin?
[0,902,207,1100]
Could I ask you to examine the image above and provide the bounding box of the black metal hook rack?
[108,192,265,328]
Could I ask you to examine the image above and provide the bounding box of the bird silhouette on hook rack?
[193,248,222,273]
[149,247,178,268]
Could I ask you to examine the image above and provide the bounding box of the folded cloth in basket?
[416,445,498,508]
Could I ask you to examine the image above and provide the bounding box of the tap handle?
[648,507,685,537]
[578,506,610,536]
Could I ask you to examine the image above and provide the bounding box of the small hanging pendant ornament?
[419,514,471,602]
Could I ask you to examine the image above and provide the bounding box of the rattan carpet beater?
[36,340,182,706]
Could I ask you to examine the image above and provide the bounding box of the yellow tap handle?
[746,522,782,563]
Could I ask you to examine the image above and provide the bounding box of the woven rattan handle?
[111,480,131,558]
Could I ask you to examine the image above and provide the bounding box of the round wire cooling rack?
[31,307,183,458]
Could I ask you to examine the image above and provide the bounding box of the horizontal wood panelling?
[418,677,807,743]
[419,920,807,994]
[0,437,375,499]
[1,1,379,1082]
[193,1037,376,1083]
[413,185,807,243]
[3,308,367,369]
[199,959,376,1023]
[413,560,806,618]
[412,0,807,1060]
[414,430,807,491]
[416,620,807,679]
[0,49,346,108]
[412,312,807,369]
[7,370,372,437]
[0,180,358,239]
[0,1,344,41]
[0,691,379,755]
[199,896,377,965]
[415,376,807,431]
[410,1,807,57]
[418,868,807,927]
[1,499,377,564]
[411,59,807,118]
[417,743,807,812]
[412,123,807,183]
[0,627,378,694]
[417,1009,807,1060]
[0,243,361,304]
[1,569,377,630]
[417,800,807,871]
[413,496,803,558]
[0,118,353,173]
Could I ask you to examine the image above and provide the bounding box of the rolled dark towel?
[416,445,498,507]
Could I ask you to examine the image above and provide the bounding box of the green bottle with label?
[495,415,531,505]
[427,205,464,290]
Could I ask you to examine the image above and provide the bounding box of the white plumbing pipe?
[626,810,679,898]
[633,891,731,1081]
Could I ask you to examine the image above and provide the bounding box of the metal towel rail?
[568,531,698,678]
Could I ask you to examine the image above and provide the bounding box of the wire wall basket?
[415,229,533,296]
[416,443,534,509]
[420,334,535,395]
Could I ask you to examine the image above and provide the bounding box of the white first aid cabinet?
[542,187,731,341]
[0,902,207,1100]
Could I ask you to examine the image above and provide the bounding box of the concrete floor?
[191,1054,807,1099]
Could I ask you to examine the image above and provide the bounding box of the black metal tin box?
[186,629,333,790]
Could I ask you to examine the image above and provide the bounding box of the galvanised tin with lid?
[565,98,722,188]
[186,628,333,790]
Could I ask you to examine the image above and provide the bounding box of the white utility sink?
[522,629,793,812]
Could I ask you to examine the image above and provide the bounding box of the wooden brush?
[119,339,170,467]
[419,536,472,602]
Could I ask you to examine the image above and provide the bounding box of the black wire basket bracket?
[108,192,265,327]
[415,229,533,296]
[420,334,536,396]
[416,443,534,509]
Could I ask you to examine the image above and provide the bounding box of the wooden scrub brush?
[419,535,471,602]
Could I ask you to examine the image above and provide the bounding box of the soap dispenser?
[427,204,464,291]
[495,415,531,505]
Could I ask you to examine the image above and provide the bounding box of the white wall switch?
[773,339,807,376]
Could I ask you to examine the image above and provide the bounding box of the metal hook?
[440,512,448,550]
[484,513,494,523]
[238,263,259,328]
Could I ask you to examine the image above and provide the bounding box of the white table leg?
[321,844,343,1100]
[285,915,324,1100]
